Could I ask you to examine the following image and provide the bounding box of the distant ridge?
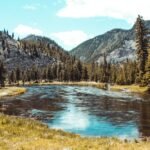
[0,32,70,71]
[70,21,150,63]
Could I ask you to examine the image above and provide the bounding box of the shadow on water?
[0,85,150,139]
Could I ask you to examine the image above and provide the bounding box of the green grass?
[0,114,150,150]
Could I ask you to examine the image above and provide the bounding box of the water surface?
[0,85,150,139]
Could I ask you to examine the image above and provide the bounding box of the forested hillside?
[0,31,89,86]
[0,31,70,71]
[70,20,150,64]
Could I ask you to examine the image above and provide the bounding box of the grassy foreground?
[0,87,26,98]
[0,114,150,150]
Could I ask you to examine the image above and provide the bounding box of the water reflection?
[139,101,150,137]
[0,85,150,139]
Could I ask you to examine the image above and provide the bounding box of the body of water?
[0,85,150,139]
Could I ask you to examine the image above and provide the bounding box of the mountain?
[0,32,70,71]
[70,21,150,63]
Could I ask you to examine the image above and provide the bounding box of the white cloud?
[51,30,89,49]
[23,5,37,10]
[14,24,43,37]
[57,0,150,23]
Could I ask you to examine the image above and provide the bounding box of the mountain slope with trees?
[0,31,89,86]
[70,21,150,64]
[0,31,70,71]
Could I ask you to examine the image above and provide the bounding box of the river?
[0,85,150,139]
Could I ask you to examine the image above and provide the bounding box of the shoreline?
[23,81,149,93]
[110,84,149,93]
[0,87,26,98]
[0,82,148,99]
[0,113,150,149]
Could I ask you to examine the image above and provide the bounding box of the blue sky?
[0,0,149,50]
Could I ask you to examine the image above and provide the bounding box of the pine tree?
[90,61,95,81]
[110,64,117,83]
[2,39,5,50]
[144,48,150,84]
[102,53,108,82]
[26,69,31,82]
[22,71,27,85]
[76,60,82,81]
[82,66,89,81]
[16,67,21,84]
[47,66,53,81]
[135,15,148,84]
[0,61,6,87]
[9,70,16,84]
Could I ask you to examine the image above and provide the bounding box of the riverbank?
[110,85,149,93]
[0,113,149,150]
[2,82,148,99]
[0,87,26,98]
[25,81,104,87]
[0,84,149,149]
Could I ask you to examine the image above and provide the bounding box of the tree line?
[7,58,89,85]
[0,56,142,87]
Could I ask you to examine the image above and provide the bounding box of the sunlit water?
[0,85,150,139]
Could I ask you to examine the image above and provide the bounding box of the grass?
[25,81,104,86]
[111,85,149,93]
[0,87,26,98]
[0,114,150,150]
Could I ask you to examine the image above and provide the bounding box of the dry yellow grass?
[0,87,26,98]
[111,85,149,93]
[25,81,106,89]
[0,114,149,150]
[25,81,101,85]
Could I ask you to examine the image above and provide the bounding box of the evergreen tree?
[82,66,89,81]
[47,66,53,81]
[91,61,95,81]
[22,71,27,85]
[16,67,21,84]
[0,61,6,87]
[144,48,150,84]
[2,39,5,50]
[9,70,16,84]
[102,53,109,82]
[76,60,82,81]
[135,15,148,84]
